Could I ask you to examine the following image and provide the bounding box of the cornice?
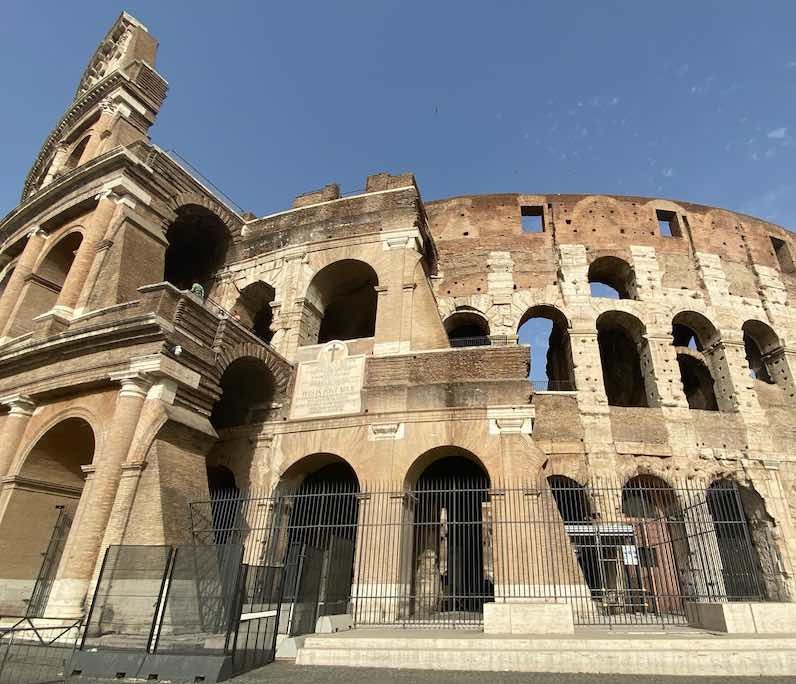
[1,148,154,249]
[22,66,162,203]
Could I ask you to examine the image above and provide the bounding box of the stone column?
[0,395,36,479]
[642,330,686,409]
[569,326,613,451]
[79,100,118,162]
[0,228,48,341]
[47,374,151,616]
[50,192,121,319]
[373,233,420,356]
[41,143,71,187]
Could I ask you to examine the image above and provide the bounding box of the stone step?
[303,634,796,652]
[296,633,796,677]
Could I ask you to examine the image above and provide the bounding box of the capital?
[109,372,153,399]
[26,225,48,240]
[0,394,36,417]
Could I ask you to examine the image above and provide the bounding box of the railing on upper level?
[530,379,577,392]
[449,335,512,348]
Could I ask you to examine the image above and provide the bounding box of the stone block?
[483,602,574,635]
[687,601,796,634]
[315,613,354,633]
[749,603,796,633]
[686,601,755,633]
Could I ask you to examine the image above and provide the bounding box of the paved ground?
[233,662,796,684]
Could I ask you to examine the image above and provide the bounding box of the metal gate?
[189,478,774,630]
[26,504,73,618]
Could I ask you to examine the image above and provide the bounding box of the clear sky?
[1,2,794,377]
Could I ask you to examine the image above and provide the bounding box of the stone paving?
[232,662,796,684]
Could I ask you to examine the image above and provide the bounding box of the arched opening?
[548,475,591,522]
[671,312,733,411]
[707,479,785,601]
[547,476,607,600]
[677,354,718,411]
[231,281,276,344]
[0,417,94,615]
[61,136,91,174]
[206,465,240,545]
[164,205,231,292]
[444,309,490,347]
[518,305,576,390]
[407,447,492,619]
[9,231,83,338]
[742,320,786,388]
[597,311,653,407]
[588,256,637,300]
[210,357,276,430]
[620,475,686,616]
[205,357,277,545]
[278,455,360,633]
[302,260,378,345]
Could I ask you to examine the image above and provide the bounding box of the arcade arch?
[671,311,729,411]
[303,260,378,345]
[596,311,654,407]
[444,308,490,346]
[742,320,787,390]
[231,281,276,344]
[0,417,95,614]
[518,305,576,389]
[164,205,231,292]
[406,447,492,617]
[588,256,637,300]
[9,231,83,338]
[707,479,787,601]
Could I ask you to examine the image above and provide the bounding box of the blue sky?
[2,2,795,377]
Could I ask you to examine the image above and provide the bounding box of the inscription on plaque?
[290,341,365,419]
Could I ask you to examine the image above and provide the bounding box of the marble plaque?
[290,341,365,419]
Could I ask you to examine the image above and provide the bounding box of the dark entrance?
[410,454,492,621]
[281,460,359,635]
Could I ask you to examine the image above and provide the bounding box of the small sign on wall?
[290,340,365,419]
[622,544,639,566]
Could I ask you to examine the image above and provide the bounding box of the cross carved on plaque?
[328,341,345,362]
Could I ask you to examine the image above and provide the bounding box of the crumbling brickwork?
[0,13,793,620]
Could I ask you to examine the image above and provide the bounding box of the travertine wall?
[0,12,793,619]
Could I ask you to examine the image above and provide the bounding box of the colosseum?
[0,12,794,677]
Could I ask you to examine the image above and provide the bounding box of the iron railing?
[0,617,82,684]
[449,335,512,348]
[190,477,775,631]
[530,379,577,392]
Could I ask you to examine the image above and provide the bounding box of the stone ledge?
[483,602,574,635]
[686,601,796,633]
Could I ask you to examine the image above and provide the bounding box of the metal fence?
[77,542,279,675]
[0,617,82,684]
[191,477,773,631]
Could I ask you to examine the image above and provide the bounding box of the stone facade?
[0,13,795,619]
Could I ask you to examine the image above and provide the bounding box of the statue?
[189,282,205,300]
